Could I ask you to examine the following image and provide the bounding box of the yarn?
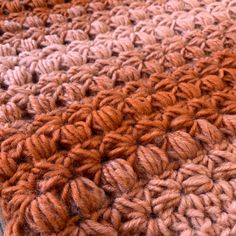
[1,0,236,125]
[1,0,236,235]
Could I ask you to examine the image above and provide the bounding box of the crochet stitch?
[1,0,236,235]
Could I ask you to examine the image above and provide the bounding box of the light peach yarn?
[0,0,236,127]
[1,0,236,236]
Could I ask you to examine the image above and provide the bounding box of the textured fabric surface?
[1,0,236,235]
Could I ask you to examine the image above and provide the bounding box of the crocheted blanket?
[1,0,236,235]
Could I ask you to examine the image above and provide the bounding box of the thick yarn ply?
[1,0,236,235]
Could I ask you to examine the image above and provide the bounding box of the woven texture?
[1,0,236,235]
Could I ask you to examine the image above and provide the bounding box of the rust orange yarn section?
[1,50,236,235]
